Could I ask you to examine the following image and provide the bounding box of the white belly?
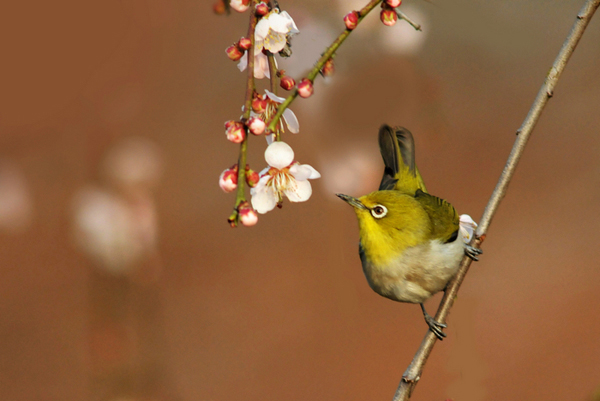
[361,238,464,304]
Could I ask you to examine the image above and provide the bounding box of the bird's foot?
[420,304,446,340]
[465,245,483,261]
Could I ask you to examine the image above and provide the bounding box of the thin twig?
[228,2,259,226]
[392,0,600,399]
[396,9,421,31]
[266,0,383,133]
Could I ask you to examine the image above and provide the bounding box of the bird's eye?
[370,205,388,219]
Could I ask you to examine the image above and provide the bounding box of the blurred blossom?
[101,137,164,191]
[74,137,162,274]
[379,5,428,56]
[318,146,380,198]
[278,18,336,78]
[0,160,33,232]
[72,187,158,275]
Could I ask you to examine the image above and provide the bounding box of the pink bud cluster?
[225,120,246,143]
[219,165,260,193]
[225,37,252,61]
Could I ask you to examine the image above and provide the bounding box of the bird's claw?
[420,304,447,340]
[465,245,483,261]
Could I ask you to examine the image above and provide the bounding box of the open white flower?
[255,10,299,53]
[251,141,320,214]
[237,10,298,79]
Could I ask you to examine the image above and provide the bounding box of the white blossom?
[250,142,320,214]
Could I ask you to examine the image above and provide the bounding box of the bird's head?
[337,190,430,266]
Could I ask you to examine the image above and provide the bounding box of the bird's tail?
[377,124,427,194]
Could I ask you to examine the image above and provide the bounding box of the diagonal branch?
[392,0,600,399]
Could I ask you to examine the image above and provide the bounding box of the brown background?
[1,0,600,400]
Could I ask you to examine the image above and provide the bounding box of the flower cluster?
[218,1,324,227]
[217,0,417,226]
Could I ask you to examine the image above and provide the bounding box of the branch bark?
[392,1,600,399]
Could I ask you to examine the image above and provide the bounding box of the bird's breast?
[360,238,464,304]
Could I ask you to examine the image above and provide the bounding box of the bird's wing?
[378,125,427,194]
[414,189,459,243]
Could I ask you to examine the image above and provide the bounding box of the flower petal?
[282,109,299,133]
[265,134,275,145]
[251,176,277,214]
[284,179,312,202]
[238,53,270,79]
[459,214,478,243]
[254,53,270,79]
[280,11,299,34]
[289,163,320,181]
[267,13,290,33]
[255,18,270,40]
[263,32,287,53]
[265,90,286,103]
[237,52,248,73]
[265,141,294,169]
[254,39,264,55]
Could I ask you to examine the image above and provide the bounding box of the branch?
[228,2,258,226]
[392,0,600,399]
[266,0,383,133]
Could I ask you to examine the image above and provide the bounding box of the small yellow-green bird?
[337,125,481,339]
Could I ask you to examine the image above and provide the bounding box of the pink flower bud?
[280,75,296,91]
[245,167,260,187]
[219,167,238,193]
[385,0,401,7]
[255,2,269,16]
[238,202,258,226]
[237,37,252,51]
[297,79,314,98]
[225,121,246,143]
[252,95,267,113]
[380,8,397,26]
[230,0,249,13]
[344,11,359,30]
[247,117,266,135]
[321,58,334,77]
[226,44,243,61]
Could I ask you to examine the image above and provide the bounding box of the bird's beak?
[336,193,367,210]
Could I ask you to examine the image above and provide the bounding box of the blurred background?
[1,0,600,400]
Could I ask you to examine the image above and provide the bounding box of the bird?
[337,125,481,339]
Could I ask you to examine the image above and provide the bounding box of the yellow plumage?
[337,125,479,339]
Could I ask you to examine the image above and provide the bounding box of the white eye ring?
[370,204,388,219]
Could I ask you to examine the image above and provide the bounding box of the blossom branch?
[392,0,600,399]
[228,2,259,226]
[266,0,384,133]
